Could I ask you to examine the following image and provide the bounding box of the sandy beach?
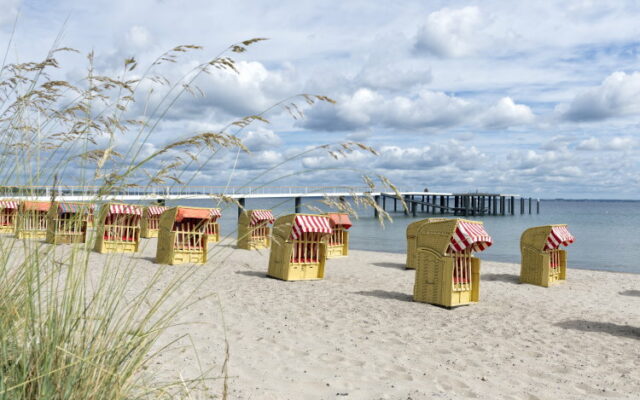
[15,236,640,400]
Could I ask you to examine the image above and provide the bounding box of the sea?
[164,198,640,274]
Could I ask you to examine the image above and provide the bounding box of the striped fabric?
[147,206,167,215]
[449,220,492,253]
[544,226,575,250]
[210,208,222,219]
[250,210,275,225]
[108,204,142,216]
[0,201,18,209]
[290,215,332,239]
[58,203,89,214]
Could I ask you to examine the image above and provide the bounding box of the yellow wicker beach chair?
[93,203,143,253]
[46,202,90,244]
[156,206,210,265]
[520,225,575,287]
[141,205,168,238]
[267,213,332,281]
[87,203,96,228]
[16,201,51,239]
[325,213,352,258]
[0,200,19,234]
[206,208,221,243]
[237,209,274,250]
[412,219,492,308]
[406,218,448,269]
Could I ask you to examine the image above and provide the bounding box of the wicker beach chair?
[0,200,19,234]
[141,205,168,238]
[93,203,143,253]
[46,202,90,244]
[156,206,210,265]
[237,209,275,250]
[324,213,352,258]
[267,214,332,281]
[413,219,492,308]
[406,218,448,269]
[520,225,575,287]
[205,208,221,243]
[16,201,51,239]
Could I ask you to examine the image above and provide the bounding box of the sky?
[2,0,640,199]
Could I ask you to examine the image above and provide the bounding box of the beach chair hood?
[147,206,167,215]
[107,204,142,216]
[175,207,211,222]
[0,200,19,209]
[58,203,90,214]
[209,208,222,220]
[250,210,275,225]
[23,201,51,212]
[543,225,575,250]
[449,220,492,253]
[290,215,332,240]
[327,213,352,229]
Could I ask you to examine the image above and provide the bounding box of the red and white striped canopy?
[58,203,89,214]
[147,206,167,216]
[449,220,492,253]
[108,204,142,216]
[0,200,18,209]
[209,208,222,219]
[250,210,275,225]
[290,215,332,240]
[544,226,575,250]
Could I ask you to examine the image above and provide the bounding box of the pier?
[0,186,539,218]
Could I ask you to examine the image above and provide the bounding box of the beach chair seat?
[520,225,574,287]
[156,206,210,265]
[237,209,274,250]
[412,218,492,308]
[325,213,352,258]
[267,214,332,281]
[94,203,143,253]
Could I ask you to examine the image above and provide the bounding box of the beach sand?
[24,237,640,399]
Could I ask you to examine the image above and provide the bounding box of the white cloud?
[481,97,535,129]
[126,25,151,49]
[414,6,484,58]
[241,128,282,152]
[0,0,20,27]
[558,71,640,121]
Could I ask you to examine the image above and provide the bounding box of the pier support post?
[374,195,380,218]
[295,197,302,213]
[440,196,445,214]
[412,197,417,217]
[238,197,245,218]
[421,195,425,212]
[520,197,525,214]
[510,196,515,215]
[403,195,410,216]
[500,196,505,215]
[394,197,397,212]
[382,195,386,211]
[528,197,532,214]
[537,199,540,214]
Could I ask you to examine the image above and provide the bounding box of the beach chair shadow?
[235,270,268,278]
[555,320,640,340]
[482,273,520,284]
[371,262,407,270]
[355,290,413,303]
[619,290,640,297]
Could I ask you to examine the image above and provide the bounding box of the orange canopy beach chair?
[267,214,332,281]
[16,201,51,239]
[0,200,19,234]
[156,206,210,265]
[94,203,143,253]
[141,205,168,238]
[46,202,90,244]
[412,219,492,308]
[237,209,275,250]
[325,212,352,258]
[520,225,575,287]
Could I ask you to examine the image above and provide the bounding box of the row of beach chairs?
[1,199,575,309]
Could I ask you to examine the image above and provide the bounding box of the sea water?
[164,198,640,274]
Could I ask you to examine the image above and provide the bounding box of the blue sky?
[2,0,640,199]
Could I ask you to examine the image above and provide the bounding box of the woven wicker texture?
[324,213,351,258]
[16,201,51,239]
[141,205,168,238]
[405,218,448,269]
[93,203,142,253]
